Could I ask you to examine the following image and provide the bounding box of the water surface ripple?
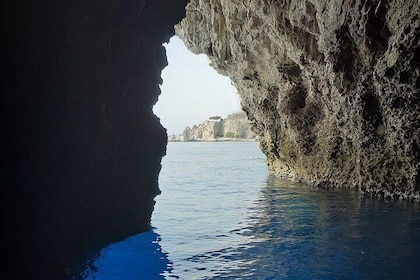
[76,142,420,279]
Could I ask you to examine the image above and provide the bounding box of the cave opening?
[8,0,420,277]
[153,36,241,138]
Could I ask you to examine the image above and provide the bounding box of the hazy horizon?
[153,36,241,135]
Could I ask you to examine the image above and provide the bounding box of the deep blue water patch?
[74,142,420,279]
[74,229,171,279]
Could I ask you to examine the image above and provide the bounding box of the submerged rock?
[177,0,420,199]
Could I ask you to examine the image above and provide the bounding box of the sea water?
[76,141,420,279]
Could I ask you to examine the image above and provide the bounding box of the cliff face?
[183,120,224,141]
[223,112,257,139]
[3,0,187,278]
[177,0,420,199]
[175,112,256,141]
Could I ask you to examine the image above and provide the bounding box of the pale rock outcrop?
[176,111,256,141]
[177,0,420,199]
[223,111,257,139]
[183,119,224,140]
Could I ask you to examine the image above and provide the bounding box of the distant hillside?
[168,111,256,142]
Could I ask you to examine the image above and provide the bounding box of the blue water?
[76,142,420,279]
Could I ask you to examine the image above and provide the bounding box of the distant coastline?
[168,138,258,142]
[168,111,257,142]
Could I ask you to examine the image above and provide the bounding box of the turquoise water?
[77,142,420,279]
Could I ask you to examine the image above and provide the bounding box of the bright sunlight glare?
[153,36,241,136]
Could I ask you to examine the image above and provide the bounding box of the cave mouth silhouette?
[7,1,189,279]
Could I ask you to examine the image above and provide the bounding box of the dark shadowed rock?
[2,0,187,278]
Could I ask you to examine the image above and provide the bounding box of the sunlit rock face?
[3,0,186,278]
[177,0,420,199]
[180,112,256,141]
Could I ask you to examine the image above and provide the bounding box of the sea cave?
[4,0,419,278]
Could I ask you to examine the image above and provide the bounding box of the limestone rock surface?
[177,0,420,199]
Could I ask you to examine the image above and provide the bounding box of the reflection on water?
[74,142,420,279]
[75,177,420,280]
[73,229,171,279]
[220,176,420,279]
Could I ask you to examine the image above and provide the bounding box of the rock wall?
[2,0,187,278]
[177,0,420,199]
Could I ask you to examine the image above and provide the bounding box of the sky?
[153,36,241,135]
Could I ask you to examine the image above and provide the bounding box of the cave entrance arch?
[153,36,241,138]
